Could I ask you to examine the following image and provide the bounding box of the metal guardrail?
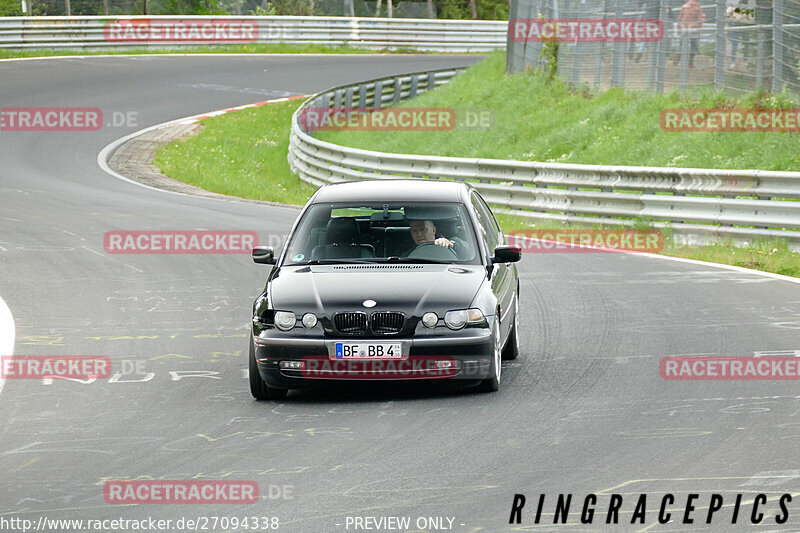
[288,68,800,248]
[0,16,507,52]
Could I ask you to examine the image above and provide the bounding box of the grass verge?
[153,99,316,205]
[154,53,799,278]
[318,51,800,171]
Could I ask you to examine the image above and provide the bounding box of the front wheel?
[249,339,288,401]
[477,320,501,392]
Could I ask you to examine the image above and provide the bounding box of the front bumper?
[253,326,493,388]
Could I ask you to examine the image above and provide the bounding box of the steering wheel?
[407,241,458,260]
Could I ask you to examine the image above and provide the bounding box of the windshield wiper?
[384,257,449,264]
[304,259,384,265]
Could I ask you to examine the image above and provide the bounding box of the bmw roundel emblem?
[363,299,377,308]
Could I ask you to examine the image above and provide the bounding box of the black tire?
[249,339,288,401]
[477,320,501,392]
[502,292,520,361]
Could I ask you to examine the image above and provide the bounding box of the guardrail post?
[374,81,383,110]
[409,75,419,99]
[773,0,784,92]
[345,87,353,109]
[427,72,436,91]
[358,84,367,109]
[393,78,402,105]
[334,90,343,108]
[714,0,726,91]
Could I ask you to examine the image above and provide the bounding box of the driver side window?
[470,193,499,253]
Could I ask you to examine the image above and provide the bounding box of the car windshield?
[283,202,480,265]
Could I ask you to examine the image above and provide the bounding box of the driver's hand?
[434,238,454,248]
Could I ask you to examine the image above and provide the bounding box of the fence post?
[679,33,689,91]
[656,0,669,93]
[714,0,726,91]
[757,28,765,88]
[773,0,784,92]
[611,1,626,88]
[507,0,520,73]
[567,1,581,85]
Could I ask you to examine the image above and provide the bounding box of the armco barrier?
[0,16,507,52]
[288,68,800,249]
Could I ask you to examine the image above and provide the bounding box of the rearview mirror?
[492,245,521,264]
[252,246,275,265]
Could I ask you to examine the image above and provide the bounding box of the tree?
[0,0,23,15]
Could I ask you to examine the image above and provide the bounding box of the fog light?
[302,313,318,328]
[421,312,438,328]
[279,360,305,369]
[274,311,296,331]
[436,360,459,369]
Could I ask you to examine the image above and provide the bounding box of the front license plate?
[334,342,403,360]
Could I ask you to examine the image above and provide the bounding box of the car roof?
[311,179,472,204]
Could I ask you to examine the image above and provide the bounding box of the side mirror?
[492,245,521,264]
[252,246,275,265]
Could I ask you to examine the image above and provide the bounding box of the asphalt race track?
[1,54,800,533]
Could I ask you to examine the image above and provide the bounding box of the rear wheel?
[502,292,520,361]
[249,339,288,401]
[477,319,501,392]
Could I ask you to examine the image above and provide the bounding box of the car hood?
[270,264,485,314]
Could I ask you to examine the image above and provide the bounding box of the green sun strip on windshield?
[330,207,404,218]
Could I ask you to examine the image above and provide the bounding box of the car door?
[470,191,515,343]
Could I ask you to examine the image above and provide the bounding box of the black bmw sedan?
[249,179,521,400]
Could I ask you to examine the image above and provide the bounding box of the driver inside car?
[404,219,465,257]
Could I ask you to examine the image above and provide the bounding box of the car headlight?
[301,313,318,328]
[274,311,297,331]
[421,312,438,328]
[444,309,484,330]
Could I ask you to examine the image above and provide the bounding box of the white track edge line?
[0,294,15,396]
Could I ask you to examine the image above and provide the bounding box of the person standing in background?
[674,0,706,68]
